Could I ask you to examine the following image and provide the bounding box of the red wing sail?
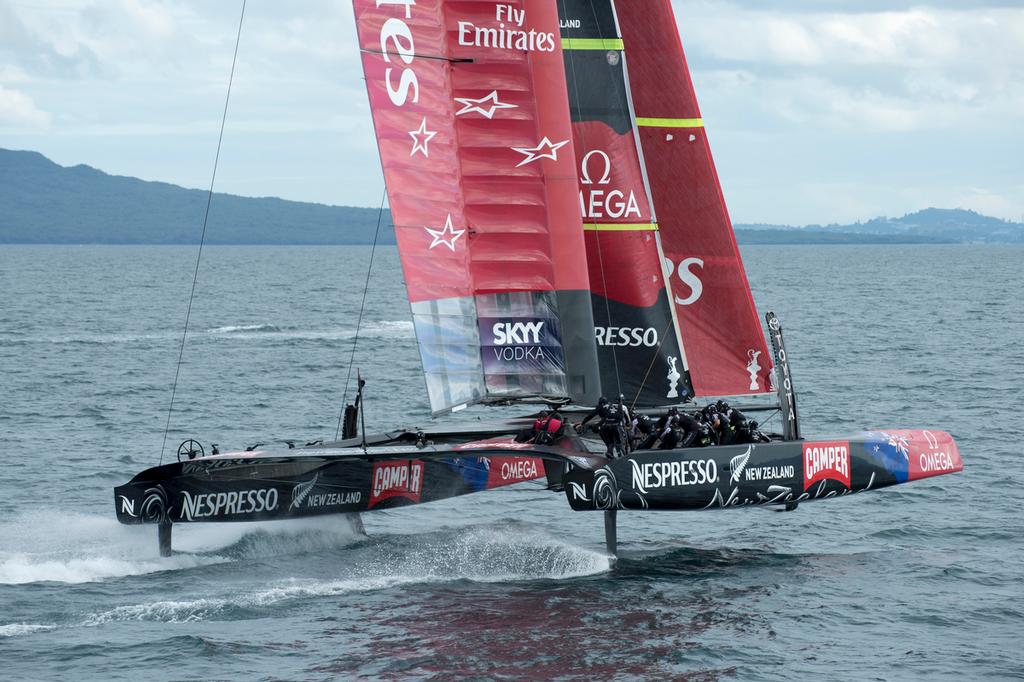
[616,0,774,397]
[354,0,601,413]
[558,0,694,407]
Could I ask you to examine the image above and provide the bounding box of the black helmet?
[597,396,609,406]
[539,410,550,419]
[716,400,729,411]
[668,407,679,416]
[749,420,759,430]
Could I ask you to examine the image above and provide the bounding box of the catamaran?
[114,0,962,558]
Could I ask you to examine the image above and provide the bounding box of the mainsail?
[616,0,774,397]
[558,0,694,407]
[353,0,601,413]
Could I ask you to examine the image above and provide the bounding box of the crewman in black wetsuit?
[712,400,753,445]
[700,405,724,446]
[734,419,771,444]
[632,413,656,450]
[657,408,706,449]
[579,396,630,458]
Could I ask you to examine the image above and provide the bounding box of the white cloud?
[0,84,51,128]
[679,3,1024,134]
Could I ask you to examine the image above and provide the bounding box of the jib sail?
[353,0,601,414]
[617,0,774,397]
[558,0,695,408]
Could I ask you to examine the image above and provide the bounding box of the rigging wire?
[335,188,389,440]
[628,317,676,411]
[159,0,247,465]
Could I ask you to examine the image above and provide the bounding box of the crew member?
[737,419,771,444]
[516,410,551,443]
[633,413,657,450]
[579,396,629,458]
[536,410,564,445]
[658,409,706,449]
[700,405,724,446]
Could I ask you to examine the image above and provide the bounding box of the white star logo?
[424,214,465,251]
[409,117,437,158]
[454,90,518,119]
[511,136,569,167]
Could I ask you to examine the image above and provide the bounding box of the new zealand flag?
[863,431,911,482]
[443,456,490,492]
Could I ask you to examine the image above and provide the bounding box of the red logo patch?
[485,456,544,489]
[899,430,963,481]
[802,441,851,490]
[368,460,424,509]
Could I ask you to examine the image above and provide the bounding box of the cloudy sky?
[1,0,1022,225]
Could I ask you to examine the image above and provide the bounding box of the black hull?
[115,429,961,525]
[114,437,599,525]
[563,430,963,511]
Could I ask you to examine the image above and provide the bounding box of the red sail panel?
[354,0,600,412]
[617,0,773,397]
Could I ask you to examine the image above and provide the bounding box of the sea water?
[0,244,1021,680]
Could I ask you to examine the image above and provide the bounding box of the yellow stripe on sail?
[561,38,624,51]
[582,223,659,232]
[635,117,704,128]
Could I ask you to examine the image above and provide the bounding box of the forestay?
[353,0,601,413]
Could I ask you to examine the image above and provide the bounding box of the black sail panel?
[558,0,694,407]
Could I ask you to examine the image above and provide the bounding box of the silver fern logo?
[729,446,753,484]
[289,473,362,510]
[290,474,319,510]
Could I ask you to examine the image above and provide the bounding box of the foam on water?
[0,513,363,585]
[382,525,612,583]
[80,524,609,626]
[0,512,224,584]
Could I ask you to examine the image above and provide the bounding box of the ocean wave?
[13,320,416,346]
[0,623,57,638]
[202,320,413,341]
[83,599,231,625]
[205,324,283,334]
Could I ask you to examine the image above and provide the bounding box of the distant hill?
[0,148,394,245]
[735,208,1024,244]
[732,227,956,245]
[2,148,1021,245]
